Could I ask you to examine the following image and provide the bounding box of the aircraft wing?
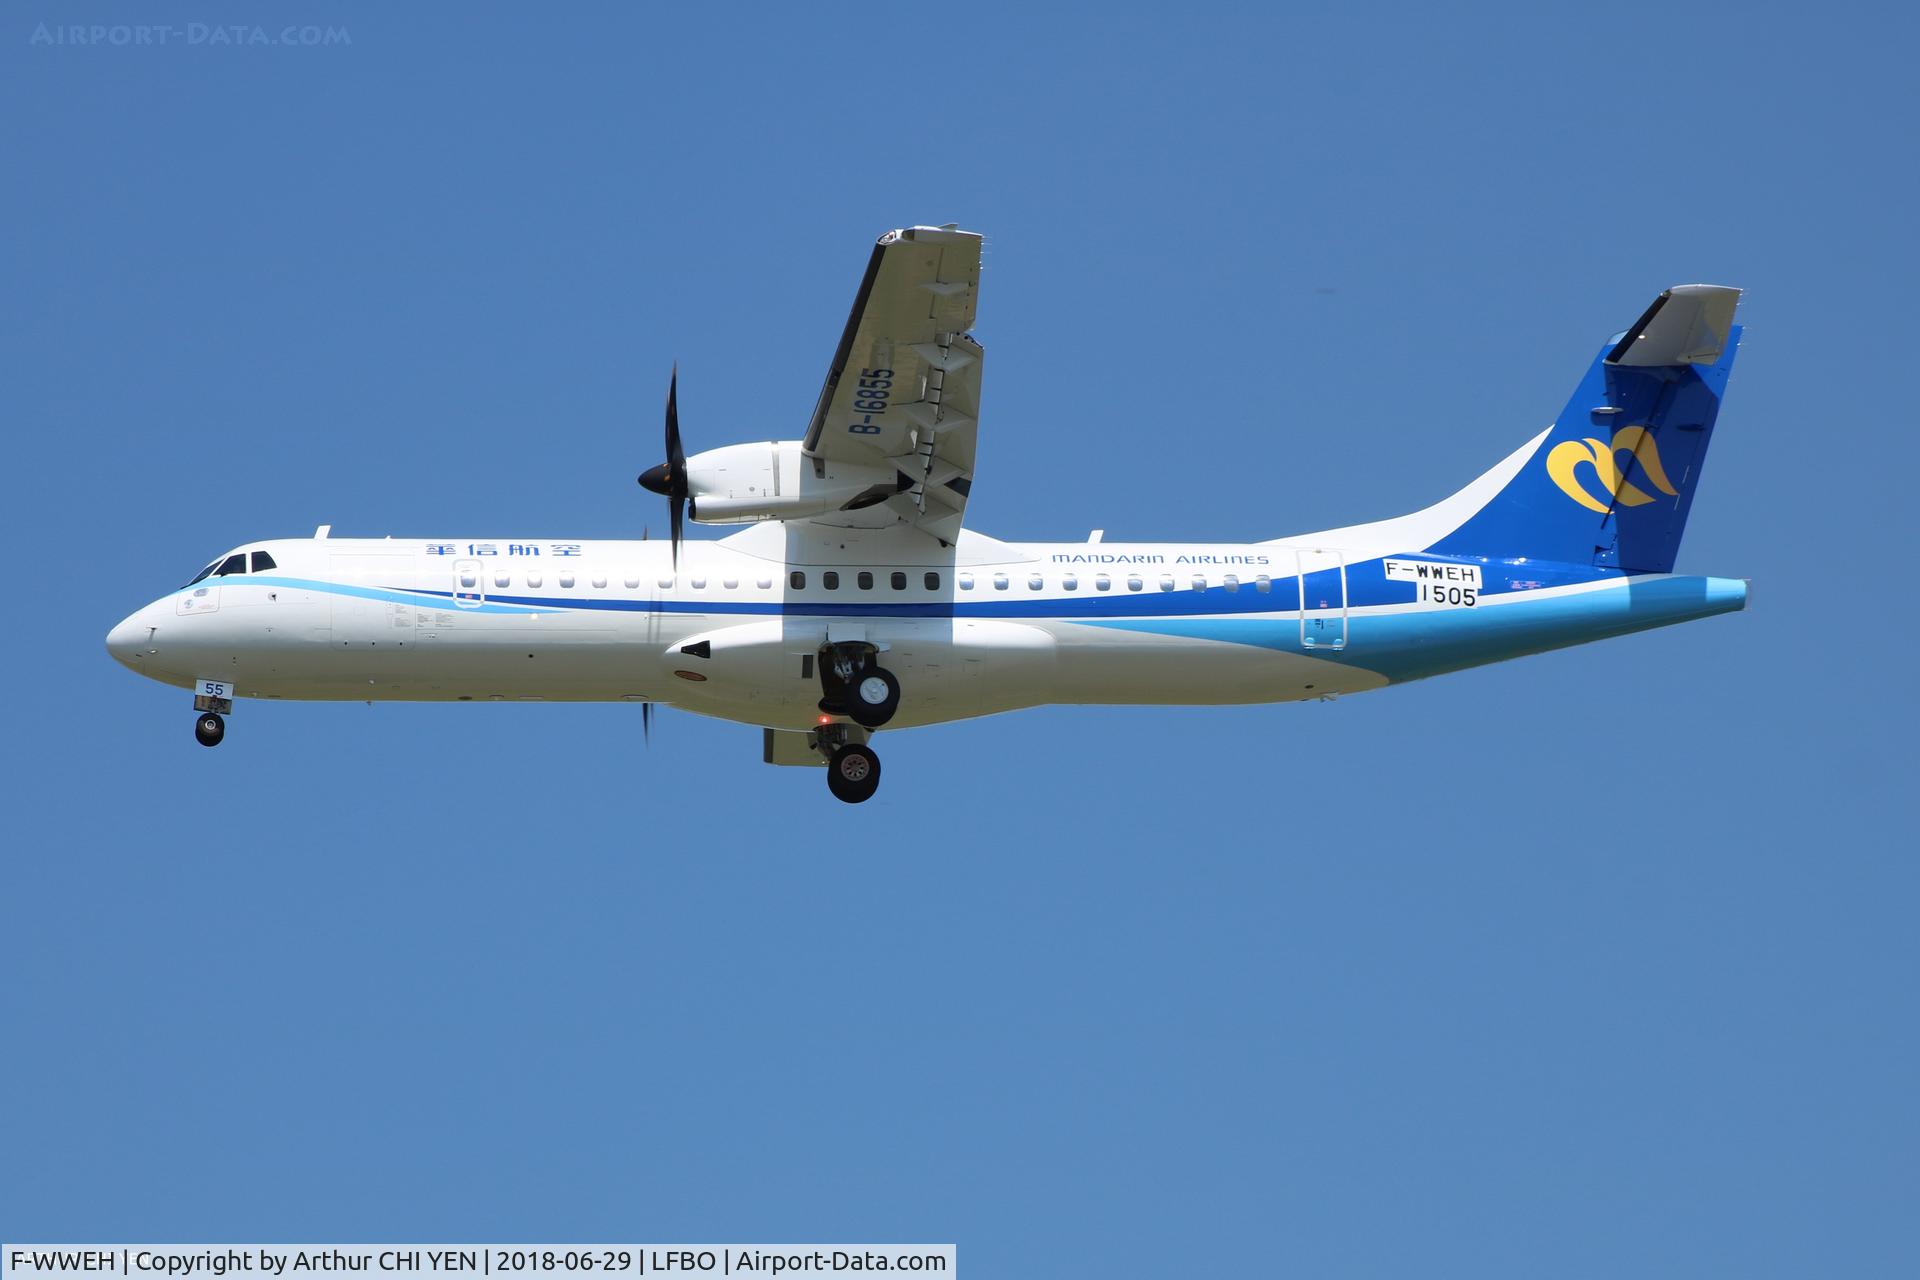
[801,226,983,544]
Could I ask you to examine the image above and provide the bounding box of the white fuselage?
[106,526,1397,730]
[106,517,1747,733]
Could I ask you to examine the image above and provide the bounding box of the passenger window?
[790,571,806,590]
[1062,574,1078,591]
[757,577,772,589]
[723,577,738,590]
[890,571,907,590]
[1096,574,1111,591]
[1028,574,1044,590]
[458,570,478,588]
[1192,575,1207,591]
[993,574,1009,591]
[494,572,510,588]
[823,571,840,590]
[924,572,940,590]
[958,573,974,590]
[1255,574,1272,593]
[659,575,675,589]
[1127,575,1143,591]
[251,551,277,572]
[527,572,544,588]
[592,574,607,589]
[1223,574,1239,592]
[624,574,640,589]
[690,576,705,590]
[559,573,576,589]
[216,554,247,576]
[1159,575,1175,591]
[857,571,874,590]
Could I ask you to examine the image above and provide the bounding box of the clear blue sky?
[5,3,1916,1274]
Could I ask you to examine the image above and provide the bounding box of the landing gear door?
[1296,549,1347,651]
[453,559,484,608]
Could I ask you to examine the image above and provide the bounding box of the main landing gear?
[813,641,897,803]
[817,641,900,729]
[827,742,881,804]
[811,721,882,804]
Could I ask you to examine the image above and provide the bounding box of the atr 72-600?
[107,226,1747,802]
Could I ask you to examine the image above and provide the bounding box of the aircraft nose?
[106,612,149,667]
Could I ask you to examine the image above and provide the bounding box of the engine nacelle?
[684,441,903,525]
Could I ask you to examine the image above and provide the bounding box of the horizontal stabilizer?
[1607,284,1741,367]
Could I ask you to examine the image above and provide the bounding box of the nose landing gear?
[194,711,226,747]
[192,680,233,747]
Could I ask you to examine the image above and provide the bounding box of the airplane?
[106,225,1748,803]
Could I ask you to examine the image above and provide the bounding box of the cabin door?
[1296,549,1348,651]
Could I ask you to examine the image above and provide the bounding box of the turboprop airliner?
[107,226,1748,802]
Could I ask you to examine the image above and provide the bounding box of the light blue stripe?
[184,576,548,615]
[1071,576,1747,682]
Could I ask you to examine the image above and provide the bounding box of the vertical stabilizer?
[1425,285,1741,573]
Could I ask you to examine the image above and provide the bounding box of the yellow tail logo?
[1546,426,1680,514]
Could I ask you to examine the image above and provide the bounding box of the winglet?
[1607,284,1742,367]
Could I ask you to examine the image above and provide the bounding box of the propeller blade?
[667,365,685,571]
[665,364,685,474]
[669,493,684,571]
[642,700,652,745]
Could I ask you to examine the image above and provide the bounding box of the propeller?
[637,365,688,569]
[635,370,683,748]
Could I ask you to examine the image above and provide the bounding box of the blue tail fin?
[1426,285,1741,573]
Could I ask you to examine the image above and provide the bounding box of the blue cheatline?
[207,557,1655,623]
[195,572,1745,684]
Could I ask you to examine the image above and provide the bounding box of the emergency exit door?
[453,559,484,607]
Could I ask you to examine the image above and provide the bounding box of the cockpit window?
[215,554,247,576]
[187,561,220,585]
[251,551,276,572]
